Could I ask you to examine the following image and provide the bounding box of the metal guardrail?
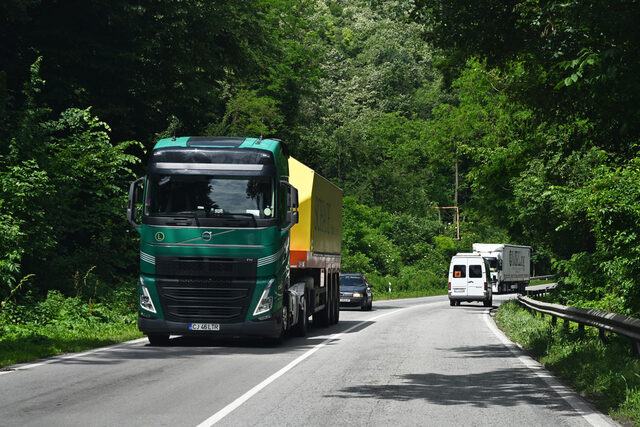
[530,274,556,281]
[524,283,557,297]
[517,294,640,357]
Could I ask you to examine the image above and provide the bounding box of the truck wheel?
[148,334,169,346]
[331,279,340,324]
[268,306,288,346]
[293,296,308,337]
[313,292,330,328]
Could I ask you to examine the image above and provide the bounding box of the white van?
[448,253,493,307]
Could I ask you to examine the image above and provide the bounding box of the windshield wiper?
[213,212,257,227]
[174,211,201,227]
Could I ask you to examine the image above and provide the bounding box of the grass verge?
[1,290,143,368]
[373,288,447,301]
[495,300,640,426]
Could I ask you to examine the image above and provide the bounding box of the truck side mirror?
[127,176,145,229]
[280,182,298,232]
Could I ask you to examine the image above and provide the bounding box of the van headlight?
[139,276,157,314]
[253,279,275,316]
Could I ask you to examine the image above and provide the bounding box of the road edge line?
[0,337,149,376]
[483,308,618,427]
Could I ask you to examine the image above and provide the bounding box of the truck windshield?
[487,257,498,270]
[145,174,274,219]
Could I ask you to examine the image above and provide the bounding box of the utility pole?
[432,206,460,240]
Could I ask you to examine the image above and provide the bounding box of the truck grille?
[154,257,257,323]
[155,256,257,278]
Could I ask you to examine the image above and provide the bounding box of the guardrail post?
[598,329,608,344]
[551,316,557,326]
[632,340,640,358]
[563,318,570,330]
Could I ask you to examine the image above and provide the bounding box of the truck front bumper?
[138,313,283,338]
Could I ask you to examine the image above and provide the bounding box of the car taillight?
[448,282,451,291]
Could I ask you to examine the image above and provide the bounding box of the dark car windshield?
[145,174,274,218]
[340,275,365,286]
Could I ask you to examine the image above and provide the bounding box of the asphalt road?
[0,293,617,427]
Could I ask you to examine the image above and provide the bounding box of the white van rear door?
[467,258,485,297]
[450,258,468,296]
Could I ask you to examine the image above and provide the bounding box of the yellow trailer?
[288,157,342,327]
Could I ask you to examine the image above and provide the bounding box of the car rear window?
[469,265,483,278]
[453,265,465,278]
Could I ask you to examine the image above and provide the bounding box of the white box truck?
[472,243,531,294]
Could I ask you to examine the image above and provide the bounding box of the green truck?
[127,137,342,345]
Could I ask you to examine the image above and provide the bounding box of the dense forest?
[1,0,639,317]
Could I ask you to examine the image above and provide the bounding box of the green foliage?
[342,197,450,294]
[0,286,141,367]
[549,158,640,316]
[208,90,284,138]
[496,300,640,424]
[0,59,142,297]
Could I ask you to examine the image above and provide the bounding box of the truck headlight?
[253,279,275,316]
[139,276,157,314]
[352,292,362,298]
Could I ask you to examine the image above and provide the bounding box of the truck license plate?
[189,323,220,331]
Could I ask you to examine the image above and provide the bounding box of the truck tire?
[331,277,340,324]
[293,295,308,337]
[313,290,330,328]
[148,334,169,346]
[268,305,288,346]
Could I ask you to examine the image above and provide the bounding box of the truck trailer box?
[289,157,342,261]
[472,243,531,293]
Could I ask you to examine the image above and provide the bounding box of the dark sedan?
[339,273,373,310]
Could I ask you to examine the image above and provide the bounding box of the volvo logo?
[202,231,213,241]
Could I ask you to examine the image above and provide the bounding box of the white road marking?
[196,300,440,426]
[0,338,149,376]
[483,309,618,427]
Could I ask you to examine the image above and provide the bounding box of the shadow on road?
[327,366,577,414]
[437,343,515,358]
[36,320,376,366]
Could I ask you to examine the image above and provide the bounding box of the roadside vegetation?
[0,275,141,368]
[496,300,640,425]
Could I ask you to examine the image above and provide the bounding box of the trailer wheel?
[147,334,169,346]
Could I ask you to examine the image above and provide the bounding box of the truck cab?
[127,136,342,345]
